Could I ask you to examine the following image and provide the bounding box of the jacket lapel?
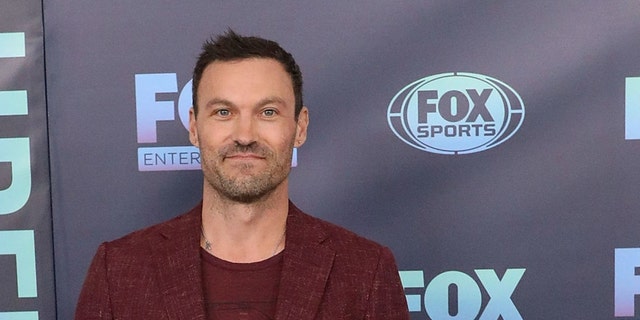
[148,204,207,320]
[275,203,336,320]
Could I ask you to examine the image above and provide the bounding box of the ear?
[188,107,200,147]
[294,107,309,148]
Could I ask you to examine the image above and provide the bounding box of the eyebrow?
[204,96,288,109]
[205,98,235,109]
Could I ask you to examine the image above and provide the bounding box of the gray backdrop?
[2,1,640,319]
[0,0,55,319]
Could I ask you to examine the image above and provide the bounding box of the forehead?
[199,58,293,92]
[197,58,295,110]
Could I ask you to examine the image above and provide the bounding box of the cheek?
[196,125,224,145]
[270,129,296,148]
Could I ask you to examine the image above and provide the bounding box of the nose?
[232,114,257,146]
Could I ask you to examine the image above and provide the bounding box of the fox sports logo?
[387,72,525,155]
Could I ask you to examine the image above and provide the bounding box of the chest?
[202,249,283,320]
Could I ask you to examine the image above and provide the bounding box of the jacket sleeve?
[75,243,113,320]
[365,246,410,319]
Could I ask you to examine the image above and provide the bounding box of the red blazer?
[75,202,409,319]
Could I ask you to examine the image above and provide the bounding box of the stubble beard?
[200,139,294,204]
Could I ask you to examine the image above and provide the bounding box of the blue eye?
[263,109,276,117]
[216,109,230,116]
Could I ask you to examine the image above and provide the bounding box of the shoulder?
[100,203,200,254]
[285,203,407,317]
[288,202,393,263]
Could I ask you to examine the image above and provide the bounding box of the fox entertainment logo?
[387,73,525,155]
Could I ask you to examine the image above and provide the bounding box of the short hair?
[192,29,303,119]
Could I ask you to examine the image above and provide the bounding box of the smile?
[224,153,265,160]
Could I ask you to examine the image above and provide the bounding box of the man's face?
[189,58,308,203]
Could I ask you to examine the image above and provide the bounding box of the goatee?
[201,141,293,204]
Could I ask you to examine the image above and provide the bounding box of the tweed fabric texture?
[75,202,409,319]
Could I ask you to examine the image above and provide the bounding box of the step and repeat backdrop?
[0,1,56,319]
[2,1,640,319]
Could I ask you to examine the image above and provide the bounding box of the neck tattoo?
[200,225,286,257]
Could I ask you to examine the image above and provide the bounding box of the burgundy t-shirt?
[201,248,283,320]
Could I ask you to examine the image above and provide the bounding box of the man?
[75,30,409,319]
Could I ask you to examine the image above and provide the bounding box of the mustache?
[219,141,270,157]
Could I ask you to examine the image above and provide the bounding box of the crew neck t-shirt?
[200,248,284,320]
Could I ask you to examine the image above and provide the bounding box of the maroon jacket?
[75,202,409,319]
